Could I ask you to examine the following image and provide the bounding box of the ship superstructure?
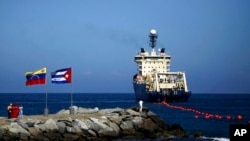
[133,29,191,102]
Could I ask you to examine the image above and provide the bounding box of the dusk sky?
[1,0,250,94]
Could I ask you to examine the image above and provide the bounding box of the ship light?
[150,29,157,35]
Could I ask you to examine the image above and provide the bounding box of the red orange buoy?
[226,115,231,120]
[237,115,243,121]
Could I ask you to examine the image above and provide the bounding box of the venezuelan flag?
[25,68,47,86]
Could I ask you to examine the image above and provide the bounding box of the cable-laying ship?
[133,29,191,102]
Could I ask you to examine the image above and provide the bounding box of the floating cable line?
[160,101,249,123]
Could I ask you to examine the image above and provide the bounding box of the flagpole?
[69,67,74,115]
[70,83,73,107]
[69,83,74,114]
[44,73,49,117]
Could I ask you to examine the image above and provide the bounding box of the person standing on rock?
[139,100,143,112]
[7,103,12,118]
[19,105,23,119]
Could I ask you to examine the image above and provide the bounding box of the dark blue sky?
[1,0,250,93]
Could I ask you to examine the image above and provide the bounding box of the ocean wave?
[200,136,229,141]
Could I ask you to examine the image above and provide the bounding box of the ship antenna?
[149,29,158,49]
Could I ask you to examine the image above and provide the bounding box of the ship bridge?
[134,29,171,76]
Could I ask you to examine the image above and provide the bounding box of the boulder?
[131,116,144,129]
[143,118,158,132]
[120,120,133,131]
[9,123,30,136]
[28,127,42,136]
[56,109,70,114]
[78,107,99,114]
[98,107,124,115]
[44,118,58,132]
[56,121,66,134]
[34,124,46,132]
[125,109,141,116]
[73,119,89,130]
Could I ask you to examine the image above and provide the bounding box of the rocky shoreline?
[0,106,186,141]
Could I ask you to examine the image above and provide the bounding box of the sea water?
[0,93,250,141]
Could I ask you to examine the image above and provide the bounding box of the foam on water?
[200,136,229,141]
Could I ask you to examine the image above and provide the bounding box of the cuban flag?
[51,68,72,84]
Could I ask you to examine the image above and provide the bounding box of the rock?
[28,127,42,136]
[147,111,157,116]
[26,121,35,127]
[131,116,144,129]
[88,129,97,137]
[85,119,95,130]
[78,107,99,114]
[9,122,30,136]
[56,109,70,114]
[125,109,141,116]
[58,118,73,127]
[44,132,61,140]
[93,117,117,137]
[34,124,46,132]
[30,135,50,141]
[73,125,82,134]
[143,118,158,132]
[90,117,110,132]
[98,126,116,137]
[98,107,124,115]
[73,119,89,130]
[19,134,29,141]
[131,106,149,113]
[108,116,122,125]
[56,122,66,134]
[120,120,133,131]
[108,122,120,136]
[44,118,58,131]
[66,126,76,133]
[63,133,80,141]
[17,121,29,130]
[194,131,202,137]
[169,124,184,132]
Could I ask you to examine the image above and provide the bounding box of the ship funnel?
[160,48,165,53]
[149,29,158,49]
[141,48,145,53]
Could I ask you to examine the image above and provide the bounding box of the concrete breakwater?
[0,106,186,141]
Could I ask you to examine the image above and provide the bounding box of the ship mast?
[149,29,158,56]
